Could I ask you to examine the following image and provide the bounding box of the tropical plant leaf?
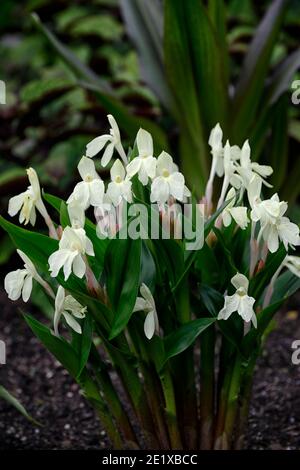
[120,0,173,111]
[105,237,142,339]
[231,0,288,142]
[0,385,39,425]
[164,317,215,362]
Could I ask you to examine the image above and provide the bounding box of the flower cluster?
[3,117,300,338]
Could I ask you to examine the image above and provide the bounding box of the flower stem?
[200,325,215,449]
[161,367,183,449]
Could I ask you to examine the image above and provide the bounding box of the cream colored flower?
[126,129,157,185]
[85,114,127,166]
[218,273,257,328]
[106,159,132,206]
[133,283,159,339]
[4,250,46,302]
[53,286,86,336]
[48,227,94,281]
[67,157,104,209]
[150,152,190,204]
[8,168,48,226]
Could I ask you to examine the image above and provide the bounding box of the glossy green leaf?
[120,0,172,111]
[164,317,215,362]
[0,386,39,425]
[24,314,80,377]
[105,237,142,339]
[231,0,288,142]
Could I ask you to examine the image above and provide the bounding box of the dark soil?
[0,289,299,450]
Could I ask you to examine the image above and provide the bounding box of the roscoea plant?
[1,115,300,450]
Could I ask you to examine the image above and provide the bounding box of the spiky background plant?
[30,0,300,204]
[1,115,300,449]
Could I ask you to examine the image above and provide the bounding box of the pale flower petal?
[144,310,155,339]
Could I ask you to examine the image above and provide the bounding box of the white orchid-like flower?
[48,226,94,281]
[284,255,300,278]
[133,283,159,339]
[150,152,190,204]
[67,157,104,210]
[67,198,86,229]
[208,123,224,178]
[222,188,249,230]
[217,141,242,208]
[218,273,257,328]
[53,286,86,336]
[251,194,300,253]
[4,250,46,302]
[85,114,127,166]
[126,129,157,185]
[237,140,273,188]
[8,168,49,226]
[106,159,132,206]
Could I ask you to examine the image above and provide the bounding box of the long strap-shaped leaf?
[31,13,169,153]
[120,0,173,112]
[231,0,289,143]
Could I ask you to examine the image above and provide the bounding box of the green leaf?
[20,78,74,104]
[105,238,142,339]
[31,12,112,93]
[24,314,80,377]
[70,15,123,41]
[120,0,173,111]
[0,386,39,425]
[164,317,215,362]
[267,47,300,105]
[267,95,289,192]
[231,0,288,142]
[72,314,94,379]
[0,216,86,295]
[79,80,169,153]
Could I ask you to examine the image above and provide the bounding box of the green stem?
[234,358,256,450]
[129,325,170,449]
[200,325,215,449]
[78,369,123,449]
[222,354,243,450]
[161,367,183,449]
[90,345,139,449]
[173,278,198,449]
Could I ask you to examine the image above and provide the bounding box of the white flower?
[284,256,300,278]
[238,140,273,188]
[208,123,224,177]
[217,141,242,208]
[126,129,157,185]
[85,114,127,166]
[133,283,159,339]
[218,273,257,328]
[53,286,86,336]
[106,159,132,206]
[67,157,105,209]
[67,198,86,229]
[8,168,48,226]
[222,188,249,230]
[48,226,94,281]
[252,194,300,253]
[4,250,45,302]
[260,216,300,253]
[150,151,190,204]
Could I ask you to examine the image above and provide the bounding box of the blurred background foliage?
[1,0,300,264]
